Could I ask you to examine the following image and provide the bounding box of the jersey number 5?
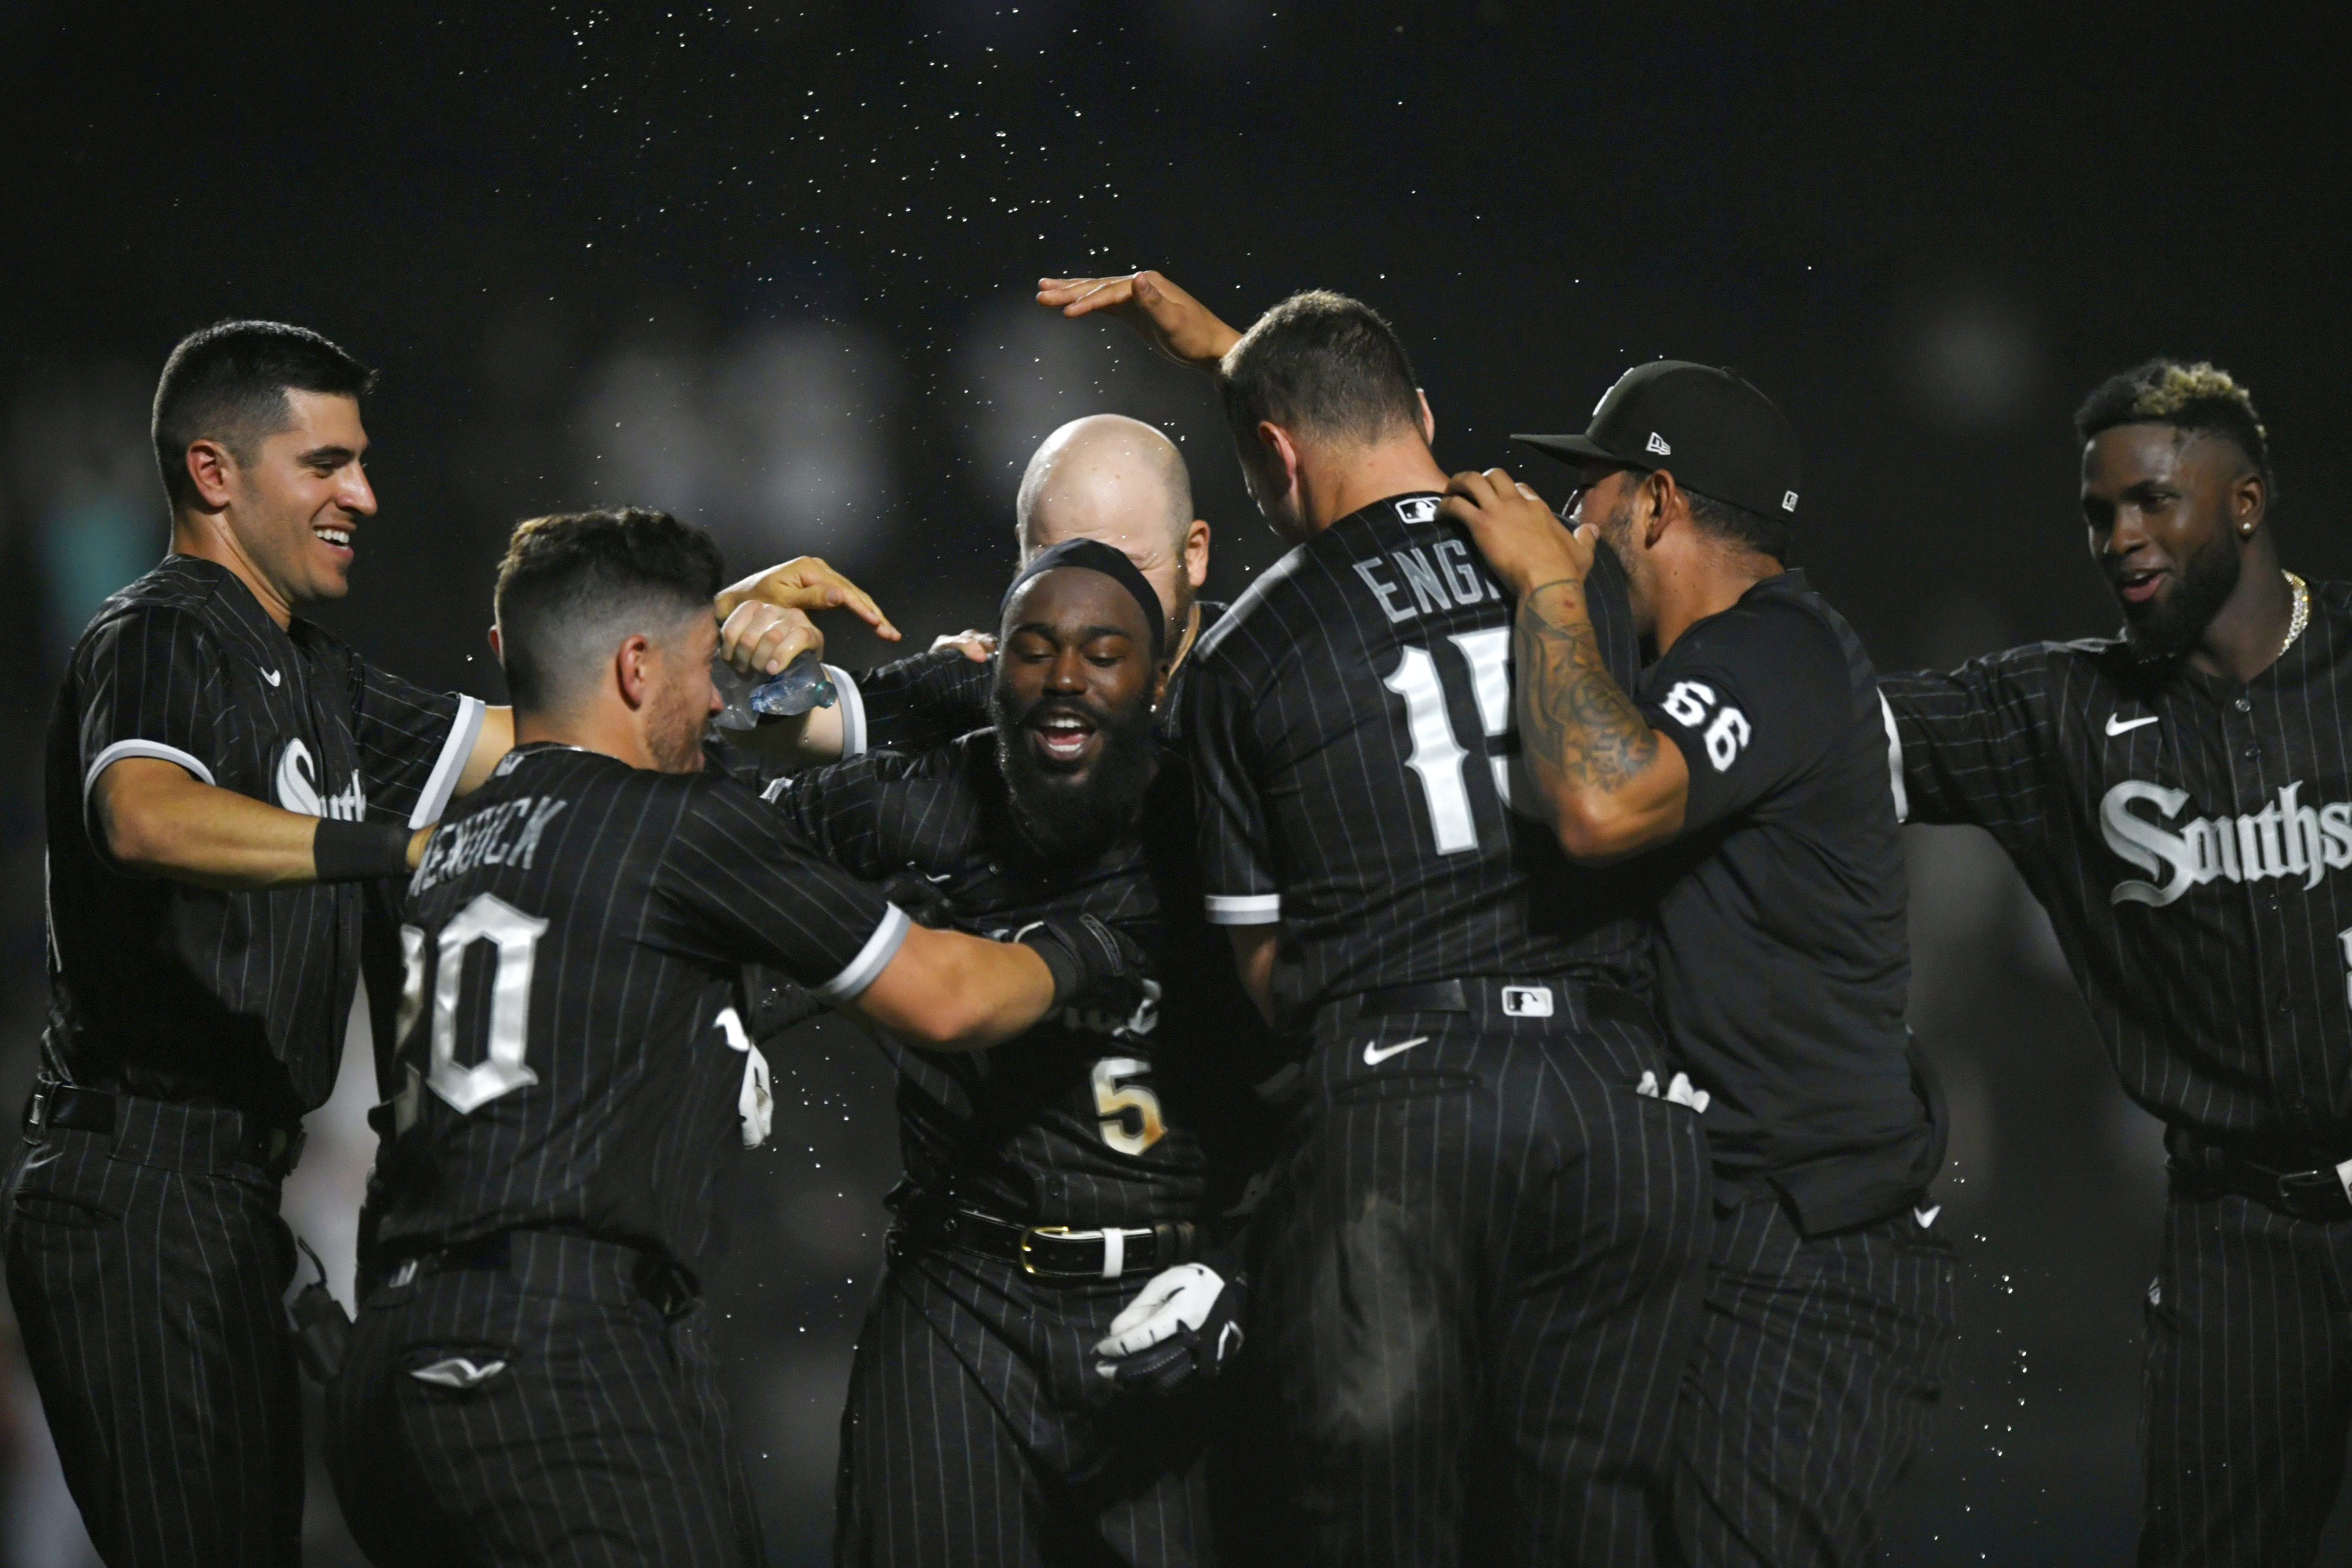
[1092,1057,1166,1155]
[396,893,548,1118]
[1383,630,1516,855]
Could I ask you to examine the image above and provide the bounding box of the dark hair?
[2074,358,2273,492]
[1218,290,1424,450]
[151,320,375,506]
[494,508,724,713]
[1683,486,1791,563]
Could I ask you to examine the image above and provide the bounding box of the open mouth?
[2114,566,2166,607]
[315,523,355,560]
[1027,707,1100,767]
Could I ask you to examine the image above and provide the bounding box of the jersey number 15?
[1383,629,1516,855]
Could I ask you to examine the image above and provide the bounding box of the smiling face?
[218,389,377,608]
[989,567,1163,861]
[2082,423,2261,659]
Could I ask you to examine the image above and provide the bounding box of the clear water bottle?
[714,650,837,731]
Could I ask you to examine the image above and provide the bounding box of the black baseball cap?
[1513,360,1803,522]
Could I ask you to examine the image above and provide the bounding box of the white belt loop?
[1100,1228,1125,1280]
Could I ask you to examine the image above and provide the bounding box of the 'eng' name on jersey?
[2103,777,2352,906]
[412,795,570,894]
[1351,539,1500,624]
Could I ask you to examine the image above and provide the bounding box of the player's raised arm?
[1440,467,1691,862]
[1037,271,1244,372]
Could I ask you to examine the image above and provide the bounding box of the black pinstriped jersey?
[368,743,907,1279]
[768,732,1245,1228]
[1883,581,2352,1153]
[1633,571,1928,1227]
[43,556,482,1118]
[1184,493,1648,1015]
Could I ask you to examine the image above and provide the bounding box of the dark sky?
[12,0,2351,688]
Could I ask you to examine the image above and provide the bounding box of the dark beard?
[989,693,1157,865]
[2122,533,2242,662]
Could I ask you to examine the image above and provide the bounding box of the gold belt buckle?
[1018,1226,1072,1277]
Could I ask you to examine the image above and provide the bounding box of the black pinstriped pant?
[1242,983,1712,1568]
[325,1231,760,1567]
[3,1115,303,1568]
[1668,1194,1956,1567]
[836,1240,1215,1567]
[2139,1179,2352,1567]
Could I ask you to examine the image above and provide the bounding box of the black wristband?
[1023,930,1084,1006]
[313,818,414,882]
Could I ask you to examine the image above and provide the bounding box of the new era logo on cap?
[1512,361,1802,525]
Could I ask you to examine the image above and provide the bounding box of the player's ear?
[1256,421,1300,498]
[1416,388,1436,446]
[615,634,654,710]
[2233,468,2266,537]
[183,438,236,512]
[487,623,503,663]
[1184,519,1210,590]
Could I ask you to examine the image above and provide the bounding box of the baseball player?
[323,507,1148,1567]
[1039,272,1710,1566]
[1442,361,1954,1566]
[1880,360,2349,1566]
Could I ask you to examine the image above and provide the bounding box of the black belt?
[2176,1145,2352,1223]
[1358,980,1469,1014]
[372,1231,702,1320]
[24,1080,305,1179]
[896,1205,1198,1283]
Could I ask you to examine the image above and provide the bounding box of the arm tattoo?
[1515,580,1658,801]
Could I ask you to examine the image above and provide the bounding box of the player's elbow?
[1550,793,1655,866]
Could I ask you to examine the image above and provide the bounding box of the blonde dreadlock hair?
[2075,358,2274,494]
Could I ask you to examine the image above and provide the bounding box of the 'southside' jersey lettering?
[2104,777,2352,906]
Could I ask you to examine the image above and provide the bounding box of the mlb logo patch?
[1395,497,1439,524]
[1501,986,1554,1018]
[1646,431,1672,456]
[1781,491,1799,512]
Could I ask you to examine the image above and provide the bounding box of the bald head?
[1015,415,1205,640]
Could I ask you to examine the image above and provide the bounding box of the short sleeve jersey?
[43,556,481,1117]
[368,744,906,1278]
[1182,493,1649,1016]
[1633,572,1928,1224]
[767,734,1227,1227]
[1882,582,2352,1154]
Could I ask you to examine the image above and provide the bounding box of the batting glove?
[1017,913,1150,1012]
[1091,1262,1245,1395]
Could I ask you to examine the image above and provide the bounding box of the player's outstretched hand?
[931,629,996,664]
[1036,271,1243,372]
[716,556,899,642]
[1093,1262,1246,1395]
[1439,468,1596,601]
[1015,912,1151,1015]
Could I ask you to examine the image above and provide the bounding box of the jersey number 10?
[1383,629,1516,855]
[395,892,547,1122]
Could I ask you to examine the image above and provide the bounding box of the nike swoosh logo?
[1362,1035,1428,1066]
[1915,1205,1942,1229]
[2105,713,2156,735]
[261,668,282,687]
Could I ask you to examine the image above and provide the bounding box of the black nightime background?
[4,3,2350,1561]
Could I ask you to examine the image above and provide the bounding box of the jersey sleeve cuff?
[1204,892,1282,926]
[826,665,867,758]
[409,695,488,829]
[812,902,910,1002]
[84,739,217,804]
[1878,690,1909,824]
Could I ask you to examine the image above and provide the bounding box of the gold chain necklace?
[2281,570,2310,661]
